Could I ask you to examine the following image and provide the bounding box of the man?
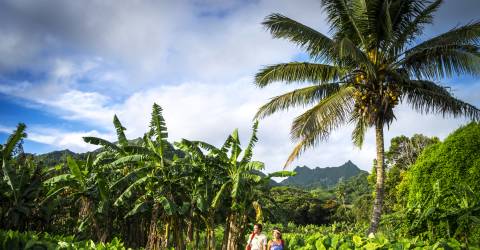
[246,223,267,250]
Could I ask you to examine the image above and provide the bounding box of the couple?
[245,224,284,250]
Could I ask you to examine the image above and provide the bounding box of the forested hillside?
[280,161,367,188]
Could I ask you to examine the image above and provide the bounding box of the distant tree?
[266,186,332,225]
[386,134,439,170]
[382,134,439,212]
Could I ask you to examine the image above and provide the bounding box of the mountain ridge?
[279,160,366,189]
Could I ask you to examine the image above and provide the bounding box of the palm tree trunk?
[368,122,385,235]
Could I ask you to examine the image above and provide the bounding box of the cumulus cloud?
[0,0,479,173]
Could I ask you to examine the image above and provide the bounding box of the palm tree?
[254,0,480,234]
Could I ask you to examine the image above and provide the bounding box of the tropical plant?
[174,138,229,250]
[0,123,44,231]
[397,122,480,243]
[89,104,191,250]
[254,0,480,233]
[43,154,111,242]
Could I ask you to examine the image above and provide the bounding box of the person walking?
[267,228,284,250]
[246,223,267,250]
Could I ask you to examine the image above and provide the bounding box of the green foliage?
[250,223,476,250]
[399,122,480,243]
[380,134,440,212]
[0,230,129,249]
[265,186,333,225]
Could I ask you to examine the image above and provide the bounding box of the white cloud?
[0,123,110,153]
[0,0,479,173]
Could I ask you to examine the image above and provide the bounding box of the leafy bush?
[0,230,130,250]
[246,223,478,249]
[398,122,480,243]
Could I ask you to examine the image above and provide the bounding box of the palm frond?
[254,83,341,119]
[284,86,355,167]
[350,111,368,148]
[291,86,355,140]
[321,0,367,46]
[400,80,480,120]
[333,36,373,72]
[284,134,314,168]
[254,62,344,87]
[403,21,480,55]
[402,45,480,78]
[389,0,443,56]
[262,13,335,62]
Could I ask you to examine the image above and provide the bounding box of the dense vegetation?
[1,117,479,249]
[0,104,297,250]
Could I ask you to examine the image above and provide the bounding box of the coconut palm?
[254,0,480,233]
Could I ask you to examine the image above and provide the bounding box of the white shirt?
[248,233,267,250]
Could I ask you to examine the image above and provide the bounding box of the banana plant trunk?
[173,217,185,250]
[226,212,241,250]
[146,203,161,250]
[368,122,385,235]
[221,214,230,250]
[79,195,104,241]
[206,215,216,250]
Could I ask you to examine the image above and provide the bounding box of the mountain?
[280,161,367,189]
[34,149,87,167]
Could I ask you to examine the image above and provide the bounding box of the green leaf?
[114,176,150,206]
[66,156,84,187]
[157,196,175,216]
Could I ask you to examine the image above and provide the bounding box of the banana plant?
[174,138,231,250]
[189,121,295,250]
[106,103,190,250]
[43,154,110,242]
[0,123,44,230]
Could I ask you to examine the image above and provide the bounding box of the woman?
[267,228,284,250]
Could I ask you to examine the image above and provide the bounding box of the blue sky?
[0,0,479,172]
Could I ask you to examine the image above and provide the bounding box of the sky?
[0,0,479,173]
